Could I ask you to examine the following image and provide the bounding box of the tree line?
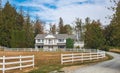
[0,1,35,48]
[0,1,73,48]
[0,0,120,50]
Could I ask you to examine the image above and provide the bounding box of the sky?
[2,0,115,26]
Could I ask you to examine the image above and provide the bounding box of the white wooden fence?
[61,51,105,64]
[0,55,34,73]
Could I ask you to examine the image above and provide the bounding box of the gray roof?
[35,34,76,39]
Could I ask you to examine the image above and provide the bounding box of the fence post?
[104,51,106,57]
[61,54,63,64]
[72,53,74,63]
[81,53,83,63]
[97,52,99,59]
[2,56,5,73]
[33,55,34,68]
[102,51,105,58]
[90,52,92,61]
[20,55,22,70]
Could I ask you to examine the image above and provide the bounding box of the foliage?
[76,46,80,49]
[100,45,110,51]
[84,20,105,49]
[0,1,34,48]
[58,17,73,34]
[66,38,74,48]
[104,0,120,47]
[34,16,44,36]
[0,0,120,50]
[64,24,73,34]
[50,24,56,34]
[74,18,84,41]
[58,17,65,34]
[10,30,26,48]
[0,1,18,47]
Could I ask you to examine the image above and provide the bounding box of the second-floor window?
[42,39,44,42]
[37,39,44,43]
[58,39,64,42]
[37,39,40,42]
[49,39,52,44]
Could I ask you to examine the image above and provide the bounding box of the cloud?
[2,0,115,25]
[31,0,114,25]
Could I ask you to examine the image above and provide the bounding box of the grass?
[0,51,71,73]
[0,51,113,73]
[29,53,113,73]
[109,49,120,54]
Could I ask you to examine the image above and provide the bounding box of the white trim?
[45,35,55,38]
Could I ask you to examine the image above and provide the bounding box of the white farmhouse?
[35,34,84,51]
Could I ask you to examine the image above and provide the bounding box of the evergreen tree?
[75,18,84,41]
[85,17,91,25]
[50,24,56,34]
[58,17,65,34]
[2,1,18,47]
[10,30,26,48]
[84,20,105,49]
[34,16,44,36]
[16,6,24,30]
[64,24,73,34]
[0,0,3,46]
[0,1,34,48]
[106,1,120,47]
[23,12,34,47]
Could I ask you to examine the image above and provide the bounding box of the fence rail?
[0,55,34,73]
[61,51,105,64]
[3,48,101,52]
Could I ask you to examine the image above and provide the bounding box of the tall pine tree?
[106,1,120,47]
[24,11,34,48]
[75,18,84,41]
[2,1,18,47]
[34,16,44,36]
[58,17,65,34]
[0,0,3,46]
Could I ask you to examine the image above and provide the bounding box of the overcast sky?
[2,0,115,25]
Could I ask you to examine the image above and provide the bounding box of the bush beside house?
[66,38,74,48]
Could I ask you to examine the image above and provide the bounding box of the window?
[42,39,44,42]
[48,39,53,44]
[37,39,40,42]
[37,39,44,43]
[58,46,65,48]
[58,39,64,42]
[49,39,51,43]
[38,46,43,48]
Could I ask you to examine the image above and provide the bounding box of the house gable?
[45,34,56,39]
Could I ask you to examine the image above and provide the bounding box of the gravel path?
[67,52,120,73]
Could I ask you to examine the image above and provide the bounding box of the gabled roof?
[35,34,47,39]
[45,34,56,38]
[35,34,76,39]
